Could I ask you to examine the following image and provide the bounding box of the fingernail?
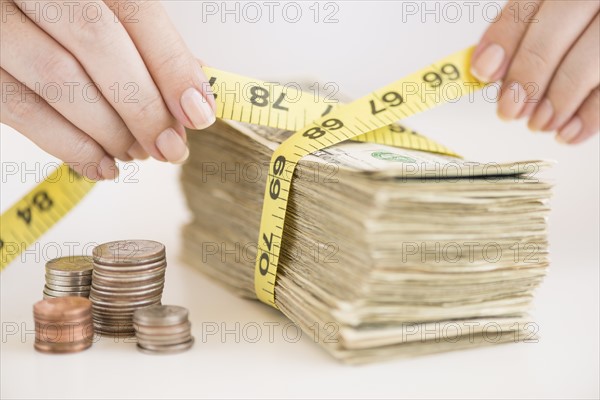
[127,141,149,160]
[471,43,505,82]
[156,127,189,164]
[528,99,554,131]
[181,88,216,130]
[556,117,582,144]
[498,82,526,120]
[98,156,119,180]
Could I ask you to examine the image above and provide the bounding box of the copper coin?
[34,339,92,353]
[33,297,92,319]
[35,322,94,343]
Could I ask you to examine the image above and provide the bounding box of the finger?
[0,68,117,180]
[471,0,542,82]
[506,1,599,121]
[18,0,188,163]
[531,13,600,132]
[104,0,216,131]
[127,141,149,160]
[499,1,599,121]
[0,3,136,161]
[556,87,599,144]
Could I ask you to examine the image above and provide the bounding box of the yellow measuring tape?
[251,47,483,307]
[1,47,482,305]
[204,66,459,157]
[0,164,96,269]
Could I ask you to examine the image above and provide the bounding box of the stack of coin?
[133,305,194,354]
[90,240,166,337]
[33,297,94,353]
[44,256,93,299]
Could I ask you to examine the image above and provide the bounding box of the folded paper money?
[181,119,552,363]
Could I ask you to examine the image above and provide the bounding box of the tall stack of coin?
[44,256,93,299]
[133,305,194,354]
[90,240,166,337]
[33,297,94,353]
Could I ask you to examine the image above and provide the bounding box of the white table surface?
[1,1,599,398]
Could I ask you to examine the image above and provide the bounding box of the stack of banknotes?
[181,119,552,363]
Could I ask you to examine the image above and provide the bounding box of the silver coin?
[91,284,164,294]
[135,332,192,343]
[92,319,134,327]
[91,305,154,314]
[92,267,166,280]
[90,299,162,311]
[45,278,92,287]
[134,321,192,335]
[132,305,189,326]
[94,329,135,338]
[45,284,91,292]
[93,240,165,265]
[45,273,92,281]
[45,256,93,276]
[90,287,164,300]
[43,287,90,297]
[92,262,167,276]
[90,293,163,305]
[91,279,164,293]
[136,334,192,346]
[92,318,134,326]
[136,337,194,354]
[93,256,167,269]
[94,320,133,327]
[91,307,152,315]
[92,316,134,323]
[92,270,165,286]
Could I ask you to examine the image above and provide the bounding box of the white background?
[1,1,598,398]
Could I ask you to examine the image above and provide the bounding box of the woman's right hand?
[1,0,216,180]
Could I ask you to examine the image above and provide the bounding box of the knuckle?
[129,94,168,130]
[34,51,82,87]
[518,40,552,72]
[150,46,190,78]
[70,9,115,47]
[149,49,199,90]
[69,133,102,164]
[2,87,42,124]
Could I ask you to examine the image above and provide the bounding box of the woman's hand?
[471,0,599,144]
[1,0,216,180]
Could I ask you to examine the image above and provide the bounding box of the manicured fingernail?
[498,82,526,120]
[156,127,189,164]
[99,156,119,180]
[471,44,505,82]
[528,99,554,131]
[556,117,582,144]
[181,88,216,130]
[127,141,149,160]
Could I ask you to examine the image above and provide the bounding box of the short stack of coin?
[90,240,166,337]
[33,297,94,353]
[133,305,194,354]
[44,256,93,299]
